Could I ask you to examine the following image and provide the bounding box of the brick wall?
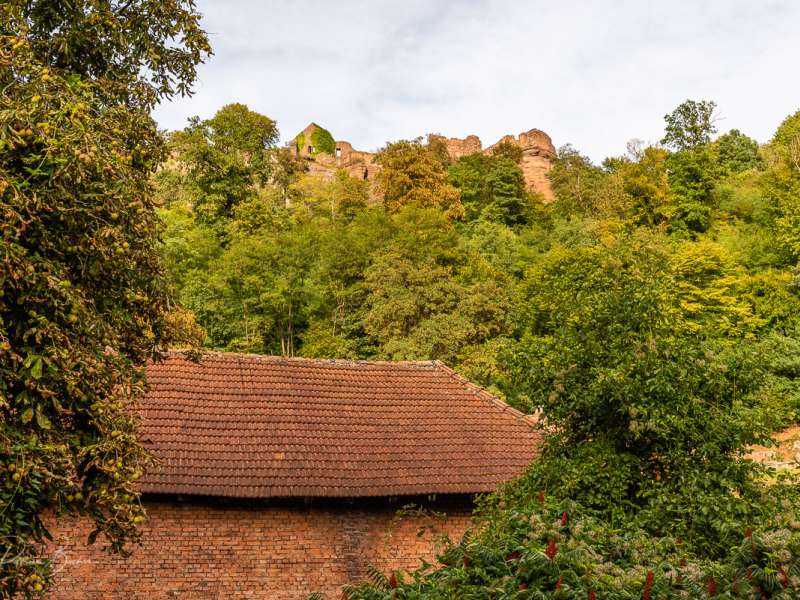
[46,495,473,599]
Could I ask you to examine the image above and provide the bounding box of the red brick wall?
[46,495,473,599]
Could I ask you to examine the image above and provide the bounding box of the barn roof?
[139,351,540,499]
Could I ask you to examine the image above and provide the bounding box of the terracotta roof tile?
[138,351,540,498]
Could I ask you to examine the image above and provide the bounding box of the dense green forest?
[158,102,800,598]
[158,102,800,413]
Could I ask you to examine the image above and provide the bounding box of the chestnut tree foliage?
[0,1,209,596]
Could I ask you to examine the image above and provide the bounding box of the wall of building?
[46,495,473,600]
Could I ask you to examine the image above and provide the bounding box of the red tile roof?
[139,352,540,499]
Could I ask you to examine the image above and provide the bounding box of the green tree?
[180,226,320,356]
[290,169,368,222]
[374,139,463,219]
[760,111,800,263]
[449,153,531,225]
[716,128,763,174]
[661,99,718,151]
[604,143,669,225]
[489,140,523,163]
[664,147,720,235]
[362,207,510,363]
[548,145,628,217]
[172,103,279,229]
[0,2,209,596]
[512,236,778,553]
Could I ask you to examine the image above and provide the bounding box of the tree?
[490,140,523,163]
[604,144,669,226]
[512,236,778,553]
[0,2,209,596]
[290,169,368,223]
[172,103,279,229]
[548,145,628,217]
[759,111,800,263]
[363,208,509,363]
[664,147,720,235]
[661,99,718,151]
[716,128,763,174]
[344,238,800,600]
[374,139,463,219]
[449,153,531,225]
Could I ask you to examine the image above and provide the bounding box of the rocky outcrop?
[485,129,556,201]
[290,123,557,202]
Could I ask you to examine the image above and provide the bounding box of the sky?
[153,0,800,162]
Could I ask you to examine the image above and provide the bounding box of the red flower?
[707,576,717,597]
[643,570,654,600]
[388,573,397,589]
[545,539,557,559]
[561,511,568,526]
[588,591,596,600]
[555,576,563,590]
[538,491,545,505]
[780,567,789,588]
[506,550,521,561]
[745,527,753,538]
[463,555,471,568]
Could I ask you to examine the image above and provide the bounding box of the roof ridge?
[431,361,538,427]
[163,349,437,367]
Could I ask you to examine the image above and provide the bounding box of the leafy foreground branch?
[0,2,209,596]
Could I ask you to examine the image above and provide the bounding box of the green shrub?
[345,497,800,599]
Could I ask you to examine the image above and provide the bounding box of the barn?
[47,352,539,599]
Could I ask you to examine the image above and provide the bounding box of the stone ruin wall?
[428,133,482,160]
[293,125,557,202]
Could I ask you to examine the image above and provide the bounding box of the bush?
[345,496,800,599]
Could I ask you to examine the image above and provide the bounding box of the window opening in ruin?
[335,147,342,157]
[308,145,313,154]
[363,168,369,180]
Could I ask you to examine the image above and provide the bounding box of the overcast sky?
[153,0,800,162]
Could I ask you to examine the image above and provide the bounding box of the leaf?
[23,354,43,379]
[20,407,34,423]
[30,356,43,380]
[35,405,51,429]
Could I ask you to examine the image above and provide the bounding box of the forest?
[155,101,800,597]
[2,0,800,596]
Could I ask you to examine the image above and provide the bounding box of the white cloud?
[153,0,800,161]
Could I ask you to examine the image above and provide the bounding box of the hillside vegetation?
[158,101,800,598]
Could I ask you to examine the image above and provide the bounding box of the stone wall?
[46,496,473,600]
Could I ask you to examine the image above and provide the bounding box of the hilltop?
[289,122,557,200]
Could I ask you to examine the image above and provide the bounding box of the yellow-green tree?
[374,139,463,219]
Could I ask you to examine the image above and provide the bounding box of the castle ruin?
[290,122,557,201]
